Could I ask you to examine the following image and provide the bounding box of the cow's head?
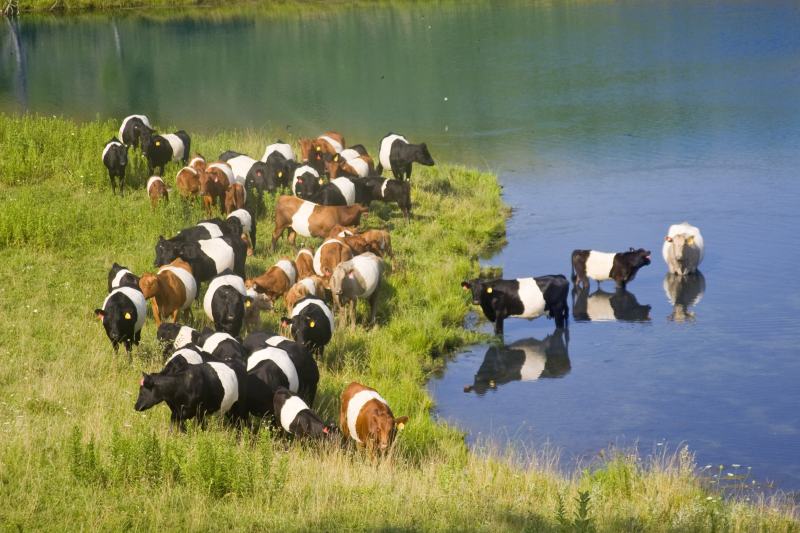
[665,234,695,263]
[154,236,179,267]
[461,278,490,305]
[626,248,651,268]
[134,373,164,411]
[414,143,435,166]
[370,412,409,452]
[94,301,133,348]
[138,273,159,299]
[294,171,323,199]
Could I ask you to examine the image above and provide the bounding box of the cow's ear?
[94,309,105,320]
[665,236,672,242]
[460,281,470,290]
[280,317,290,327]
[686,236,694,245]
[333,153,340,162]
[394,416,408,430]
[244,297,253,309]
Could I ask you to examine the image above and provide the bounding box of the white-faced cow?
[376,133,434,181]
[571,248,651,290]
[663,222,704,276]
[102,138,129,195]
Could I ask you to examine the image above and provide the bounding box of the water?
[2,0,800,489]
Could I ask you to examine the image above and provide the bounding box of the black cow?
[118,114,152,150]
[264,151,295,190]
[463,330,571,395]
[203,273,249,337]
[461,276,569,335]
[309,177,360,206]
[102,138,129,195]
[360,177,411,219]
[107,262,140,292]
[161,345,208,375]
[292,165,323,199]
[155,236,245,283]
[572,287,651,322]
[571,248,651,290]
[141,129,191,176]
[134,360,248,430]
[281,296,335,357]
[376,133,434,181]
[157,323,200,358]
[273,388,336,439]
[220,151,275,196]
[94,286,147,354]
[198,330,247,363]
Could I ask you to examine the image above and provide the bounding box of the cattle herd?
[97,114,705,454]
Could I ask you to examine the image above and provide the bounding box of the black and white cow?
[134,360,248,430]
[102,138,129,195]
[95,286,147,354]
[262,142,296,189]
[107,262,140,292]
[360,177,412,219]
[571,248,651,290]
[244,333,320,419]
[463,330,571,395]
[157,323,200,358]
[118,114,152,150]
[461,276,570,335]
[227,208,256,253]
[219,151,275,198]
[292,165,323,200]
[273,388,335,439]
[142,130,191,176]
[161,345,208,375]
[168,236,246,283]
[203,272,249,337]
[572,287,651,322]
[309,177,358,206]
[199,330,247,363]
[376,133,434,181]
[280,296,335,357]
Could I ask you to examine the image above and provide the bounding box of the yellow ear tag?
[245,300,252,308]
[318,179,324,185]
[315,146,321,151]
[309,320,315,328]
[277,171,283,178]
[154,141,161,147]
[486,287,493,294]
[124,312,132,320]
[397,422,405,430]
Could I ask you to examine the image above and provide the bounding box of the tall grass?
[0,113,796,531]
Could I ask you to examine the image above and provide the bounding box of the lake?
[2,0,799,490]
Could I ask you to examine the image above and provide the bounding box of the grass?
[0,113,797,531]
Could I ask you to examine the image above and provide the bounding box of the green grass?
[0,113,797,531]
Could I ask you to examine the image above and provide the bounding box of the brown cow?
[176,166,201,199]
[313,238,353,278]
[225,183,246,215]
[147,176,168,209]
[245,257,297,301]
[295,248,315,279]
[202,161,232,214]
[284,276,327,314]
[188,154,206,173]
[339,382,407,454]
[360,229,394,259]
[139,259,197,326]
[272,196,368,249]
[327,153,374,180]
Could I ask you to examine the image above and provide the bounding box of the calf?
[339,382,407,454]
[146,176,169,208]
[175,166,201,199]
[203,273,248,336]
[95,286,147,354]
[139,259,197,326]
[108,262,140,292]
[376,133,434,181]
[272,196,368,249]
[463,331,571,394]
[134,360,247,430]
[225,183,246,215]
[360,229,394,258]
[571,248,651,290]
[246,258,297,301]
[281,296,334,356]
[200,330,247,363]
[157,323,199,358]
[663,222,704,276]
[361,177,411,220]
[330,253,384,326]
[461,276,570,335]
[142,130,191,176]
[118,114,151,150]
[313,238,354,278]
[161,345,208,375]
[273,388,335,439]
[227,208,256,255]
[295,248,315,279]
[310,177,358,206]
[102,138,129,195]
[572,287,651,322]
[284,276,327,315]
[292,165,323,200]
[202,161,233,214]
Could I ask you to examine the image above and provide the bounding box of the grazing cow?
[461,276,570,335]
[102,138,129,195]
[227,208,256,255]
[272,196,368,249]
[262,143,296,189]
[663,222,704,276]
[134,360,248,430]
[118,114,151,150]
[572,287,651,322]
[161,345,208,375]
[295,248,315,279]
[273,388,335,439]
[203,272,248,336]
[157,323,200,358]
[376,133,434,181]
[284,276,327,315]
[571,248,651,290]
[95,286,147,354]
[361,177,411,220]
[314,132,345,155]
[245,336,319,418]
[188,154,206,173]
[202,161,233,214]
[310,177,358,206]
[146,176,169,208]
[225,183,246,215]
[246,258,297,301]
[200,330,247,363]
[360,229,394,258]
[339,382,407,454]
[463,330,571,394]
[108,262,140,292]
[138,259,197,326]
[664,272,706,322]
[175,166,201,199]
[142,130,191,176]
[220,152,274,198]
[313,238,354,278]
[292,165,323,200]
[281,296,334,356]
[173,236,246,282]
[330,253,384,326]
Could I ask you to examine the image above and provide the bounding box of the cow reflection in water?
[572,287,651,322]
[463,329,570,395]
[663,272,705,322]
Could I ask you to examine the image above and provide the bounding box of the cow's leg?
[288,230,298,247]
[272,225,285,250]
[150,299,161,327]
[553,305,566,329]
[368,289,379,326]
[108,171,116,195]
[404,163,412,181]
[390,162,402,180]
[493,313,505,336]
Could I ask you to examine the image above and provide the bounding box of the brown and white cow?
[360,229,394,259]
[326,148,374,179]
[188,154,206,173]
[147,176,169,209]
[176,166,201,199]
[245,257,297,301]
[139,259,197,326]
[313,238,353,278]
[284,276,327,314]
[202,161,233,214]
[339,382,407,454]
[295,248,315,280]
[271,196,368,249]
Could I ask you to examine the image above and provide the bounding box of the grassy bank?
[0,113,796,531]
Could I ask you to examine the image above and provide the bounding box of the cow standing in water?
[571,248,651,290]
